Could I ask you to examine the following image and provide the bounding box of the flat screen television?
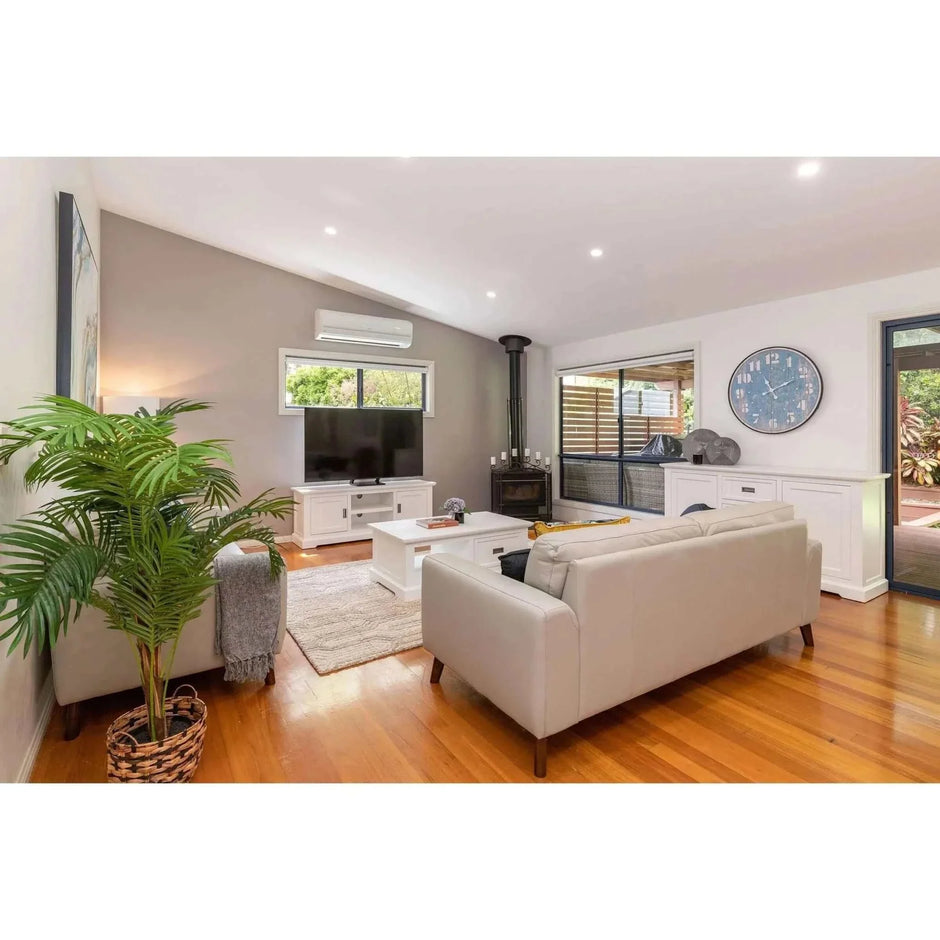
[303,408,423,483]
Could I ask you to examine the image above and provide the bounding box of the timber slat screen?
[560,386,684,454]
[561,386,620,454]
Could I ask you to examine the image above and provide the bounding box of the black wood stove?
[491,335,552,522]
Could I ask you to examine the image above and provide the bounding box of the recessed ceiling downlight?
[324,226,338,235]
[486,291,497,299]
[590,247,604,258]
[796,161,821,179]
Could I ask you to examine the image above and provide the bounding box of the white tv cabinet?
[290,480,435,549]
[662,463,890,602]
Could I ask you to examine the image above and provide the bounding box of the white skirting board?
[16,672,55,784]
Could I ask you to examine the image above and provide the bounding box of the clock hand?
[762,378,796,396]
[762,377,778,399]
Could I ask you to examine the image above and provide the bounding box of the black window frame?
[558,362,692,513]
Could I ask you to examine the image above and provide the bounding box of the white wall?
[0,158,100,781]
[538,266,940,491]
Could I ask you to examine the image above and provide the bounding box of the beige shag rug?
[286,561,423,675]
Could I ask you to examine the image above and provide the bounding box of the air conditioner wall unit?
[314,309,413,348]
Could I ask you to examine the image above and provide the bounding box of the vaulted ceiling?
[90,157,940,346]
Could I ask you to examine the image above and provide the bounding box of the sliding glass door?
[884,316,940,598]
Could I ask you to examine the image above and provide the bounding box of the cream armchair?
[51,543,287,739]
[422,503,822,777]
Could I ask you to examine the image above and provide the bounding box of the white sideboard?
[662,464,890,603]
[291,480,435,549]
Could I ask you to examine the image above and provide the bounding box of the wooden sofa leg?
[430,657,444,684]
[800,624,815,647]
[265,667,276,686]
[534,737,548,778]
[63,703,82,741]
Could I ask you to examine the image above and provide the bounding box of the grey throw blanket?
[213,552,281,682]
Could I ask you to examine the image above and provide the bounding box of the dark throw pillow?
[499,548,530,582]
[681,502,714,515]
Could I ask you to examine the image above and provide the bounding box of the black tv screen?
[303,408,423,483]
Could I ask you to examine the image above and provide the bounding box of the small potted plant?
[441,497,469,523]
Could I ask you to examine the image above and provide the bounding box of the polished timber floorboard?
[30,540,940,783]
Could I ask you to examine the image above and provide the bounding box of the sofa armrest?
[804,538,822,626]
[421,554,580,739]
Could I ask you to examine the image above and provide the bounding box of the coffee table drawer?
[473,532,529,564]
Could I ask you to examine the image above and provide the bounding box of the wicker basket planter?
[106,686,207,783]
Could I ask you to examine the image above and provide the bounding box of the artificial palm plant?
[0,396,292,743]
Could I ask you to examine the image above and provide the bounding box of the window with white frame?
[279,349,434,416]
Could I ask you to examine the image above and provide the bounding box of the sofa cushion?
[498,548,531,582]
[684,501,794,537]
[532,516,630,538]
[524,516,702,598]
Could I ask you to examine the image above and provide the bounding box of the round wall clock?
[728,346,823,434]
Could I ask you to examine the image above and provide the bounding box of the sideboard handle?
[342,508,347,518]
[492,546,504,555]
[741,486,756,493]
[397,503,402,513]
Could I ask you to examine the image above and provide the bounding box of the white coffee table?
[368,511,532,601]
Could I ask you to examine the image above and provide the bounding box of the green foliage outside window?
[285,361,424,410]
[899,369,940,420]
[286,365,356,407]
[362,369,422,408]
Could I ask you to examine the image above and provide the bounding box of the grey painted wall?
[99,212,510,535]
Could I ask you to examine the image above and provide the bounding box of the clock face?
[728,347,823,434]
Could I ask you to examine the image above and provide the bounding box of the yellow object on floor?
[532,516,630,538]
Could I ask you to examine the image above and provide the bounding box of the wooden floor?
[30,540,940,783]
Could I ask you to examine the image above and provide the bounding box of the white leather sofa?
[422,502,822,777]
[51,543,287,739]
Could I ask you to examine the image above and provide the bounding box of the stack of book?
[415,516,460,529]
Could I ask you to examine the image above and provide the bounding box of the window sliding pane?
[362,368,424,409]
[284,358,357,408]
[620,360,693,454]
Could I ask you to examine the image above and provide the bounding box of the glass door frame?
[882,313,940,600]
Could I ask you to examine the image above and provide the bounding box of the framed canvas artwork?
[56,192,99,409]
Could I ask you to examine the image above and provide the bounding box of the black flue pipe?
[498,334,531,465]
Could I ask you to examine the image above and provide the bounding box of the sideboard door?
[780,479,854,582]
[668,470,719,516]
